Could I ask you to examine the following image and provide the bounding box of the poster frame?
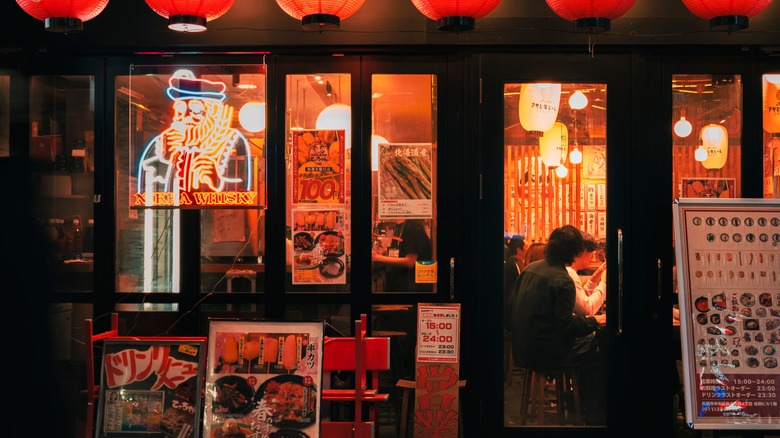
[673,198,780,430]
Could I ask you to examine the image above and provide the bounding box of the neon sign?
[134,69,259,208]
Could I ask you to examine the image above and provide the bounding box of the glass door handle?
[449,257,455,301]
[617,229,624,336]
[657,258,662,301]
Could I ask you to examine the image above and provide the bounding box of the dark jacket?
[507,259,599,370]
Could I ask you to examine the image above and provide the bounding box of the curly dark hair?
[544,225,585,266]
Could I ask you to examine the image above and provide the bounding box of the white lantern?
[316,103,351,148]
[763,75,780,134]
[519,83,561,135]
[674,116,693,138]
[569,90,588,110]
[371,134,389,171]
[238,101,266,133]
[700,124,728,169]
[539,122,569,167]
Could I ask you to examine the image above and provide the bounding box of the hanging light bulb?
[674,116,693,138]
[570,146,583,164]
[695,144,708,162]
[555,163,569,178]
[371,135,389,171]
[569,90,588,110]
[238,102,266,133]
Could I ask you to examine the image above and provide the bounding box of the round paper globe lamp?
[239,102,266,133]
[569,90,588,109]
[674,117,693,138]
[16,0,109,32]
[681,0,772,31]
[411,0,501,32]
[545,0,636,33]
[276,0,366,30]
[371,135,389,171]
[316,103,352,149]
[145,0,234,32]
[555,163,569,178]
[570,146,583,164]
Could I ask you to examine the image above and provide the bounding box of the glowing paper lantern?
[700,124,728,169]
[694,145,708,162]
[145,0,234,32]
[276,0,366,30]
[545,0,636,32]
[316,103,352,149]
[570,146,583,164]
[555,163,569,178]
[16,0,109,32]
[411,0,501,32]
[763,75,780,134]
[681,0,772,31]
[239,102,266,133]
[519,83,562,136]
[569,90,588,109]
[540,122,569,167]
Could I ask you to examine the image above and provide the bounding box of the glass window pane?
[673,74,742,200]
[115,65,267,298]
[0,75,8,157]
[371,74,437,294]
[31,75,95,293]
[763,74,780,199]
[503,82,608,427]
[285,74,351,293]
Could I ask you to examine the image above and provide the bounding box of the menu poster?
[673,198,780,430]
[377,143,433,219]
[204,320,324,438]
[292,129,345,205]
[681,178,736,199]
[95,338,206,438]
[291,208,346,285]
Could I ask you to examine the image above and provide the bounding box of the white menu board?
[673,198,780,430]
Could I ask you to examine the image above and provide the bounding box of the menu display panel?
[674,198,780,430]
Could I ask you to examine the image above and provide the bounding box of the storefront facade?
[2,1,780,437]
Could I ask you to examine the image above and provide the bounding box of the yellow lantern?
[519,83,561,136]
[540,122,569,167]
[700,124,728,169]
[763,75,780,134]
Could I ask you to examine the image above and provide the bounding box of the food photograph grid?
[204,321,324,438]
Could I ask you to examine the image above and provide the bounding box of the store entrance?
[476,52,669,436]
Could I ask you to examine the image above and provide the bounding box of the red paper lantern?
[411,0,501,32]
[16,0,109,32]
[681,0,772,31]
[545,0,636,32]
[275,0,366,31]
[145,0,234,32]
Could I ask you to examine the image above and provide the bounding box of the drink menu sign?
[674,198,780,430]
[95,338,206,438]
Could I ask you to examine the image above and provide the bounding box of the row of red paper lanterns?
[15,0,775,33]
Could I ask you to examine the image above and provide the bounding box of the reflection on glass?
[285,74,351,293]
[30,75,95,293]
[370,74,438,294]
[673,74,742,200]
[503,83,608,428]
[115,65,267,300]
[763,74,780,199]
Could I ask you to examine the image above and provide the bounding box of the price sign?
[417,304,460,363]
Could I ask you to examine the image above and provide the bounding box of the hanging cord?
[588,34,596,60]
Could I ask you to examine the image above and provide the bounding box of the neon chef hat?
[166,69,227,102]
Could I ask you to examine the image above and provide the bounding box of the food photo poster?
[204,320,324,438]
[95,338,206,438]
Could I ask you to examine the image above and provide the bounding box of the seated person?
[506,225,601,371]
[568,232,607,317]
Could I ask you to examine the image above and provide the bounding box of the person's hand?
[594,313,607,326]
[595,262,607,282]
[371,250,381,262]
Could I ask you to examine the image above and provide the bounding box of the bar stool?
[519,367,582,426]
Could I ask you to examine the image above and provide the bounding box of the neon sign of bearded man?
[137,69,253,199]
